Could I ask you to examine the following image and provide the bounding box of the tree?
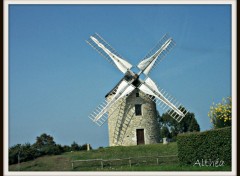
[62,145,72,152]
[32,133,57,156]
[158,106,200,140]
[80,143,92,151]
[9,144,21,165]
[208,97,231,128]
[71,141,81,151]
[188,116,200,132]
[35,133,55,146]
[160,126,170,138]
[9,133,66,165]
[19,143,36,162]
[9,143,37,165]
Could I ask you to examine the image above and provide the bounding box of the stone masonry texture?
[107,88,160,146]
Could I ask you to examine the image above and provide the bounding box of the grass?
[9,142,231,171]
[9,155,72,171]
[69,142,178,160]
[98,165,231,171]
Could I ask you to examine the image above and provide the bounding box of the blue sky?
[9,4,231,148]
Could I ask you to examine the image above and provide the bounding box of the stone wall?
[107,88,160,146]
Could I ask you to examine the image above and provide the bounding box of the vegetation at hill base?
[9,133,91,165]
[9,101,232,171]
[9,142,231,171]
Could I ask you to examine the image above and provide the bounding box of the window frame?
[135,104,142,116]
[136,92,139,97]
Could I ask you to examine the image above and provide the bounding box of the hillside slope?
[9,142,231,171]
[9,143,177,171]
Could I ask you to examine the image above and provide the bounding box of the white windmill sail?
[89,80,135,125]
[137,34,175,75]
[113,80,135,100]
[87,34,132,74]
[139,77,187,121]
[87,33,188,125]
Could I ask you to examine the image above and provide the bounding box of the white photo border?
[3,0,237,176]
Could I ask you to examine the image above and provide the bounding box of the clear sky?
[9,4,231,149]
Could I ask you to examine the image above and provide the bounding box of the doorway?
[136,129,145,145]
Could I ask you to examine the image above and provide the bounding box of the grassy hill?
[9,142,231,171]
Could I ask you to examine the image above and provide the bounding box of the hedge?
[177,126,231,166]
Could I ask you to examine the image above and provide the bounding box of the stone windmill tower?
[106,84,160,146]
[86,33,188,146]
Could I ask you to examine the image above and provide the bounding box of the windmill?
[86,33,188,146]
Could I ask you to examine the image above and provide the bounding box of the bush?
[158,108,200,140]
[177,127,231,166]
[80,143,92,151]
[9,143,38,165]
[9,133,93,165]
[71,141,81,151]
[208,97,231,128]
[62,145,72,152]
[9,144,21,165]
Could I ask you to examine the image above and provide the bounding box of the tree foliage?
[158,107,200,140]
[208,97,231,129]
[160,126,170,138]
[71,141,81,151]
[32,133,61,156]
[9,133,93,165]
[71,142,93,151]
[9,144,21,165]
[81,143,93,150]
[9,143,37,165]
[35,133,55,147]
[62,145,72,152]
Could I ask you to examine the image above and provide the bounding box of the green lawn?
[98,165,231,171]
[9,142,231,171]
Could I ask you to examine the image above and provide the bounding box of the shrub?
[9,133,93,165]
[62,145,72,152]
[80,143,92,151]
[9,144,21,165]
[177,127,231,166]
[71,141,81,151]
[159,108,200,140]
[9,143,38,165]
[208,97,231,128]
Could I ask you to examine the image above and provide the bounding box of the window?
[135,104,142,116]
[136,93,139,97]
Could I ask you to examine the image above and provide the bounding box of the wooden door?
[136,129,145,145]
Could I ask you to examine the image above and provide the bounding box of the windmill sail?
[86,33,132,74]
[86,33,188,125]
[137,34,175,75]
[89,80,135,126]
[139,77,187,122]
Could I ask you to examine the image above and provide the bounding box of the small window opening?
[135,104,142,116]
[136,93,139,97]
